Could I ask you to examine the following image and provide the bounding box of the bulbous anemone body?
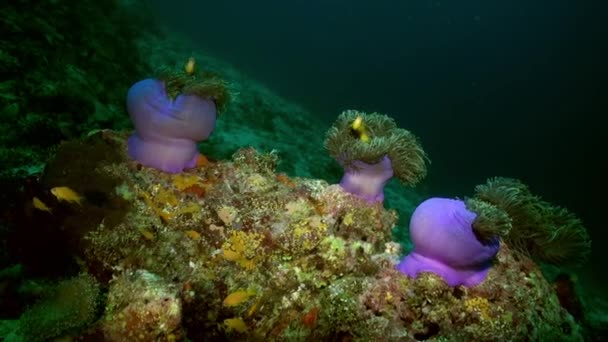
[339,156,394,203]
[397,197,500,287]
[127,79,217,173]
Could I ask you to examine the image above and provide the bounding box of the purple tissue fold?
[339,156,394,203]
[126,78,217,173]
[396,197,500,287]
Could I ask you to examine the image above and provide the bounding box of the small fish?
[32,197,52,214]
[50,186,83,206]
[224,317,248,333]
[351,116,370,143]
[185,56,196,75]
[223,289,256,307]
[184,230,201,240]
[352,116,364,130]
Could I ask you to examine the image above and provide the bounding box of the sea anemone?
[324,110,428,203]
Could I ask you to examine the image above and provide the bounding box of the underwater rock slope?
[0,0,152,177]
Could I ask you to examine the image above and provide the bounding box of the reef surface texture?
[7,131,582,341]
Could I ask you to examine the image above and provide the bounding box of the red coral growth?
[276,173,296,188]
[182,185,206,197]
[302,307,320,328]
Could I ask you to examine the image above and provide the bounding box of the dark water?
[151,1,607,293]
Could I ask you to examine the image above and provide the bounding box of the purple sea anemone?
[127,78,217,173]
[397,197,500,287]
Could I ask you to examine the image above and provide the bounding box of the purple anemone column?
[127,79,217,173]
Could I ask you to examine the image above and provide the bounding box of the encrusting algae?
[17,131,586,341]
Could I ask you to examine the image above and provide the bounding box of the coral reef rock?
[34,131,583,341]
